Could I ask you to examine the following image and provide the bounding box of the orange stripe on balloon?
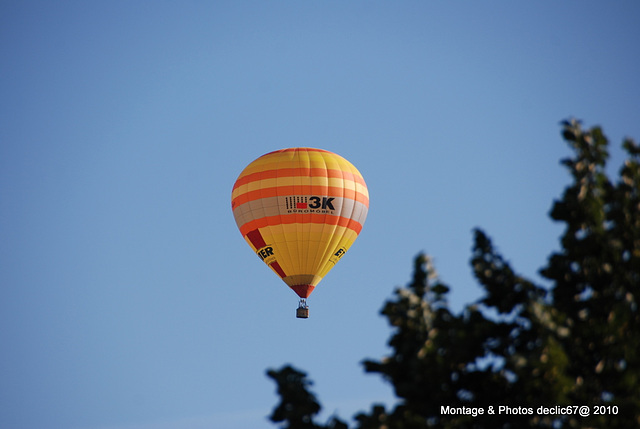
[240,213,363,237]
[232,186,369,208]
[263,147,331,156]
[232,167,367,190]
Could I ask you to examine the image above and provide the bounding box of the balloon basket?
[296,299,309,319]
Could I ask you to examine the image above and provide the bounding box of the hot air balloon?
[231,148,369,318]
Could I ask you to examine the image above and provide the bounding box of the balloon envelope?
[231,148,369,299]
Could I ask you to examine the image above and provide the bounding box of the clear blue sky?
[1,1,639,428]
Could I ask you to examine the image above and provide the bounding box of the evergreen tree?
[267,119,640,428]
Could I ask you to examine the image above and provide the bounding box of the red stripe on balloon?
[291,284,315,299]
[270,261,287,278]
[246,229,287,278]
[246,229,266,249]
